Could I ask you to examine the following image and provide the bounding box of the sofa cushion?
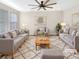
[64,35,73,42]
[14,36,25,50]
[4,33,11,39]
[59,33,69,39]
[14,37,24,45]
[18,34,28,37]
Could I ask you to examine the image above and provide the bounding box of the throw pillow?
[63,26,70,34]
[15,30,20,35]
[76,31,79,36]
[8,32,13,38]
[18,29,23,34]
[11,31,17,38]
[20,29,26,34]
[4,33,11,38]
[24,30,28,33]
[0,34,5,38]
[70,30,77,37]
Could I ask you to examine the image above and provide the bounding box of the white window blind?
[0,9,8,33]
[10,13,18,30]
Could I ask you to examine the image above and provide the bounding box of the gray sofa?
[0,30,29,56]
[59,26,79,51]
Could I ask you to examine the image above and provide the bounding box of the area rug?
[0,36,79,59]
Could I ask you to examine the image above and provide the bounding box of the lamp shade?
[61,22,66,26]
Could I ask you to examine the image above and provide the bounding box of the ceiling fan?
[28,0,57,10]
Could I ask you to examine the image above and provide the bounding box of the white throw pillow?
[11,31,17,38]
[70,30,77,37]
[4,33,11,38]
[63,26,70,34]
[76,31,79,36]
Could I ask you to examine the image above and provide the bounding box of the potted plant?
[56,23,62,35]
[39,32,45,37]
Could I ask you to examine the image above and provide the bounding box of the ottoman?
[42,49,64,59]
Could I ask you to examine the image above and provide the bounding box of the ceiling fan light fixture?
[28,0,57,10]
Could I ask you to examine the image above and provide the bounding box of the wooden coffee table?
[35,37,50,50]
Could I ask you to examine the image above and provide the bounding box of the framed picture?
[35,16,47,28]
[36,16,47,24]
[37,16,44,24]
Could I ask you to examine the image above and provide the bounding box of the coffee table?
[35,37,50,50]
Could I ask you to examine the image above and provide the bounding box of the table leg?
[47,44,50,48]
[36,44,37,50]
[12,53,14,59]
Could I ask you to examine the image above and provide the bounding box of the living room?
[0,0,79,59]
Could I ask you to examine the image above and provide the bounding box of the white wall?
[72,14,79,25]
[64,5,79,26]
[20,11,63,35]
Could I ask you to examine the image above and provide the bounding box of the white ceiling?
[0,0,79,12]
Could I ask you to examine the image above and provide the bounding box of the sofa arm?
[75,36,79,50]
[0,38,14,55]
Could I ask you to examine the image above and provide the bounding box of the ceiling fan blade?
[46,7,53,8]
[35,0,40,4]
[28,4,38,6]
[37,7,41,10]
[43,7,46,10]
[31,7,38,9]
[44,0,50,4]
[46,3,56,6]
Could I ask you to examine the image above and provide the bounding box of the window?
[10,13,18,30]
[0,9,8,33]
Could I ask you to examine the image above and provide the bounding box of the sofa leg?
[12,55,14,59]
[77,50,79,52]
[0,54,4,58]
[11,53,14,59]
[6,56,7,59]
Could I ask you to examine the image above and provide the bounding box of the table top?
[35,37,50,44]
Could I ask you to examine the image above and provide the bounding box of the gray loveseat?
[59,26,79,51]
[0,29,29,57]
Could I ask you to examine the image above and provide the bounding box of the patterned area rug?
[0,36,79,59]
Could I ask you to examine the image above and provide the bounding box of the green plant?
[56,23,62,33]
[39,32,45,37]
